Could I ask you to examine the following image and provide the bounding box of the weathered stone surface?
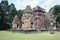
[12,15,20,30]
[21,5,56,31]
[21,5,34,30]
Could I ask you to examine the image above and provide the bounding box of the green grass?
[0,31,60,40]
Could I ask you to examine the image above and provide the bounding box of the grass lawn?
[0,31,60,40]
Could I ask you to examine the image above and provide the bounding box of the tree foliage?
[0,5,9,30]
[0,1,24,30]
[8,4,17,26]
[49,5,60,15]
[49,5,60,28]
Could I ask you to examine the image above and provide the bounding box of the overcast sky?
[0,0,60,12]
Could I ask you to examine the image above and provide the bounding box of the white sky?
[0,0,60,12]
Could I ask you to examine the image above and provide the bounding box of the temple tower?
[21,5,34,30]
[33,6,50,31]
[33,6,45,31]
[12,15,20,30]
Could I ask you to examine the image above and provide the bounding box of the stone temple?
[21,5,56,31]
[12,5,56,31]
[12,15,20,30]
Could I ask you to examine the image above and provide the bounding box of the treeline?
[0,1,24,30]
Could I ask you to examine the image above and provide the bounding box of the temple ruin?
[12,15,20,30]
[21,5,56,31]
[12,5,56,31]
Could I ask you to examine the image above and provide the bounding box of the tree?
[8,3,17,28]
[0,0,24,30]
[0,4,9,30]
[49,5,60,29]
[49,5,60,19]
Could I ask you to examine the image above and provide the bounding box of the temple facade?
[21,5,56,31]
[11,5,56,31]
